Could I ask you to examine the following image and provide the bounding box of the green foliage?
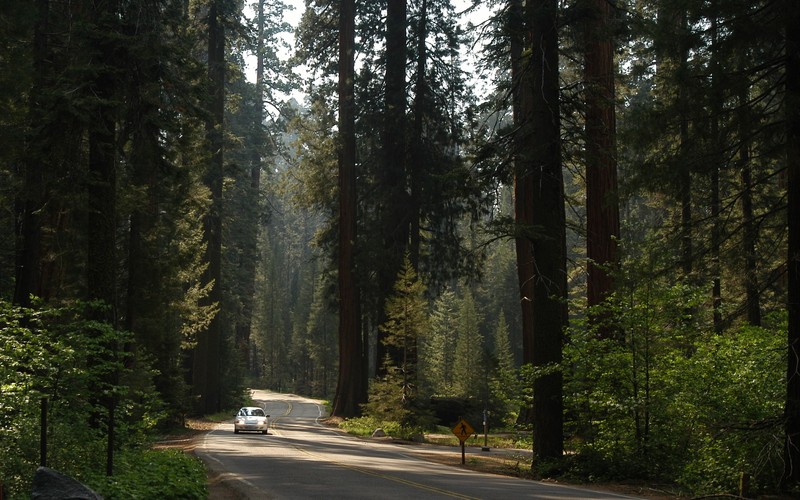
[0,300,166,498]
[487,312,522,427]
[420,289,459,397]
[362,366,417,428]
[86,449,207,499]
[563,281,786,494]
[364,257,432,428]
[340,415,400,437]
[339,415,425,441]
[453,290,486,400]
[671,320,785,494]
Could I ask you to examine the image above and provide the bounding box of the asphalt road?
[196,390,643,499]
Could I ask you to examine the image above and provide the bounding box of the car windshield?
[243,408,265,417]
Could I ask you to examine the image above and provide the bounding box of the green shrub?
[562,280,787,496]
[0,300,175,498]
[86,449,207,499]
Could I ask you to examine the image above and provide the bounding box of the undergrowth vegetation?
[0,300,207,499]
[346,280,791,497]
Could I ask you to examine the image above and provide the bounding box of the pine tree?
[488,311,519,424]
[453,290,484,399]
[421,288,459,396]
[365,255,429,426]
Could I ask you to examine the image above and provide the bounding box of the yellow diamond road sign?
[451,418,474,443]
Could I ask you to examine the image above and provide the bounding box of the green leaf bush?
[561,283,786,495]
[0,300,205,499]
[86,449,207,499]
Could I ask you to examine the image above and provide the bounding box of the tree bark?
[234,0,266,374]
[583,0,619,339]
[678,11,693,278]
[516,0,566,462]
[332,0,366,418]
[738,80,761,326]
[709,6,723,334]
[86,0,120,475]
[87,0,118,318]
[126,4,162,352]
[510,0,535,382]
[783,0,800,488]
[529,0,565,462]
[195,0,225,415]
[376,0,409,371]
[409,0,428,271]
[14,0,50,307]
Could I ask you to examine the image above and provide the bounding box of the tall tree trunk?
[709,6,722,334]
[19,0,53,473]
[14,0,50,307]
[125,2,187,415]
[655,3,693,276]
[126,4,162,354]
[195,0,225,414]
[510,0,535,391]
[377,0,409,370]
[738,79,761,326]
[524,0,566,462]
[87,0,118,323]
[678,11,693,278]
[409,0,428,271]
[86,0,119,475]
[583,0,619,339]
[234,0,266,374]
[332,0,366,418]
[783,0,800,488]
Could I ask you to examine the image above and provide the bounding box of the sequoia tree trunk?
[332,0,366,418]
[583,0,620,339]
[783,0,800,488]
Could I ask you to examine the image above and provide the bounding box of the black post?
[40,397,47,467]
[106,402,115,476]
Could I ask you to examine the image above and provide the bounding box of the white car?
[234,407,269,434]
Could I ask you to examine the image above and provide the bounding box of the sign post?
[451,417,475,465]
[481,409,490,451]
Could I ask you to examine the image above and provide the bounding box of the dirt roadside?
[154,418,244,499]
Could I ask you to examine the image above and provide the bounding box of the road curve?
[196,390,643,499]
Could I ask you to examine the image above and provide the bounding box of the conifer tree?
[489,311,519,424]
[421,288,459,396]
[453,290,484,399]
[365,255,428,426]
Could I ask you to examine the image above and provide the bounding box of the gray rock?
[371,428,387,438]
[31,467,103,500]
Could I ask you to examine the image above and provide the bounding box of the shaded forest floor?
[156,417,683,500]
